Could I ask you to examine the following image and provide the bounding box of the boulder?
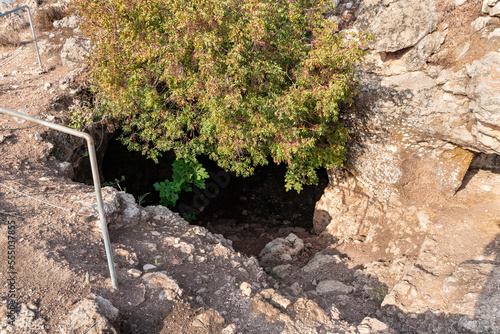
[142,271,183,301]
[483,0,500,16]
[358,317,396,334]
[59,294,119,334]
[316,280,353,294]
[355,0,440,52]
[259,233,304,264]
[60,36,91,68]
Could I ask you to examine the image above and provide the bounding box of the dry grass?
[0,9,31,47]
[35,6,65,31]
[0,18,26,47]
[0,30,21,47]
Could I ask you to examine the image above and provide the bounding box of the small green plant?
[154,259,159,271]
[102,175,126,192]
[267,271,282,284]
[183,214,196,223]
[154,159,209,207]
[373,286,388,303]
[137,192,150,205]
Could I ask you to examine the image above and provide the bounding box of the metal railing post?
[0,5,43,70]
[25,6,43,70]
[0,107,118,289]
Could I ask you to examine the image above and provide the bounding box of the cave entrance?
[74,135,329,257]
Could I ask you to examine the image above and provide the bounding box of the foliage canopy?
[72,0,365,192]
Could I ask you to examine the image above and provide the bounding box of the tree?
[71,0,365,192]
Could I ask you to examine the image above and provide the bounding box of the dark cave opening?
[74,135,329,256]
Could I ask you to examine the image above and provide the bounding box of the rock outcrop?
[315,0,500,332]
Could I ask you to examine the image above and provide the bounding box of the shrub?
[154,159,209,207]
[0,14,27,47]
[35,6,65,31]
[0,29,20,47]
[71,0,365,192]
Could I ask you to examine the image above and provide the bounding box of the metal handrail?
[0,5,43,70]
[0,107,118,289]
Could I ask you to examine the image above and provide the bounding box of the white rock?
[302,254,340,273]
[470,16,497,34]
[143,264,156,272]
[316,280,353,294]
[221,324,237,334]
[260,233,304,263]
[60,37,91,68]
[358,317,395,334]
[289,282,302,296]
[239,282,252,297]
[488,28,500,41]
[95,296,119,321]
[53,15,80,29]
[127,268,142,277]
[354,0,439,52]
[142,271,183,301]
[483,0,500,16]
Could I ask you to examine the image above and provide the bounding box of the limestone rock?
[441,69,468,95]
[355,0,440,52]
[363,31,445,75]
[37,39,57,55]
[142,271,183,301]
[272,264,292,278]
[316,280,353,294]
[483,0,500,16]
[358,317,396,334]
[191,309,225,332]
[289,282,303,296]
[114,246,139,267]
[78,187,142,227]
[221,324,237,334]
[398,146,474,199]
[313,170,386,236]
[127,268,142,277]
[53,15,80,29]
[259,233,304,264]
[95,296,119,321]
[488,28,500,41]
[467,52,500,152]
[60,36,91,68]
[302,253,341,273]
[59,67,84,90]
[470,16,498,37]
[143,264,157,272]
[0,304,46,333]
[239,282,252,297]
[59,294,118,334]
[260,289,292,309]
[251,294,292,323]
[292,298,330,327]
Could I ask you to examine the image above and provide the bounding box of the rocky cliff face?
[314,0,500,332]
